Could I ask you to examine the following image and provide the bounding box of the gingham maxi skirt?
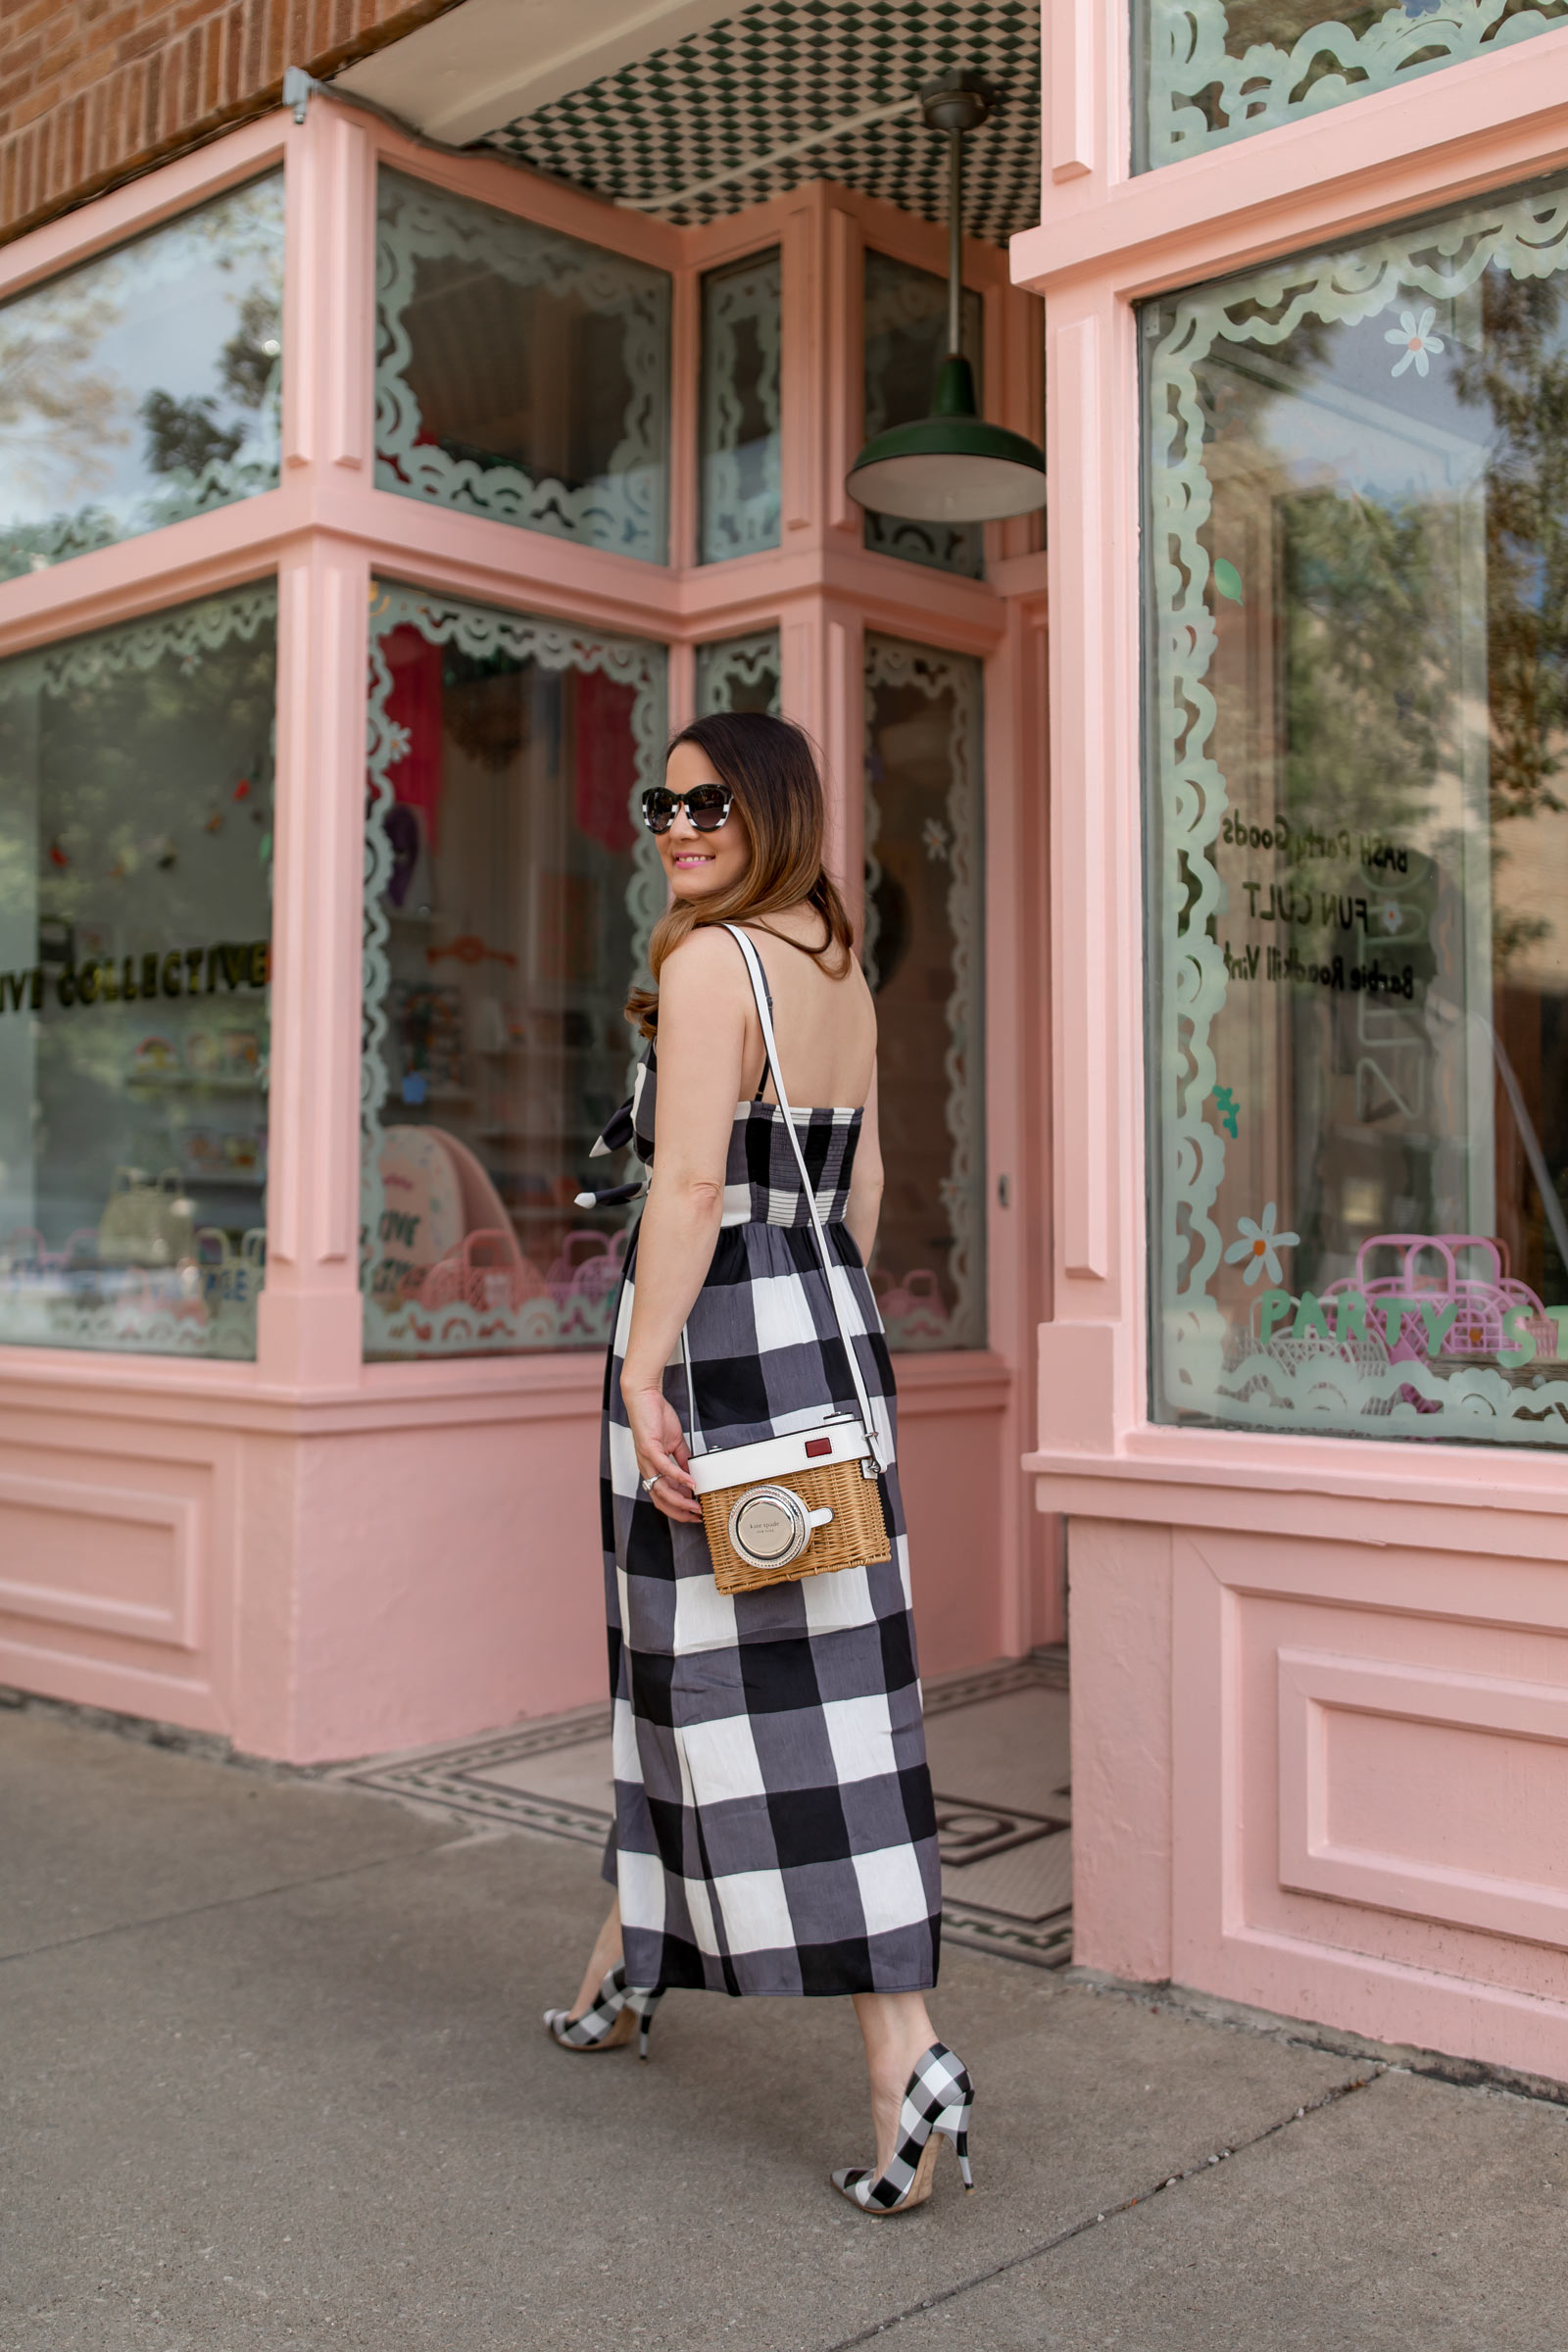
[597,1070,942,1997]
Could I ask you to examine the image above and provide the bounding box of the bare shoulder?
[658,924,751,1004]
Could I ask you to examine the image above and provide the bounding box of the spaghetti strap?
[733,926,777,1101]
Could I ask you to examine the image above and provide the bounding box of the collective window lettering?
[0,587,276,1360]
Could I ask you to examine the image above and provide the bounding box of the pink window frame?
[1016,0,1568,1530]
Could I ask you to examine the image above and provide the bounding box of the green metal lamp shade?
[847,356,1046,524]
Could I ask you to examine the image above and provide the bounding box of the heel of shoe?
[832,2043,975,2217]
[627,1984,663,2062]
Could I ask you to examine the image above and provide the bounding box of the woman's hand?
[622,1381,703,1524]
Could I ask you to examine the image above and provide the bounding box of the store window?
[863,252,985,581]
[864,636,986,1348]
[375,171,671,564]
[362,583,666,1359]
[1137,1,1568,170]
[1146,170,1568,1447]
[0,174,283,581]
[0,586,275,1358]
[695,629,782,716]
[699,249,782,564]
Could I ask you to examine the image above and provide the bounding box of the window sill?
[1026,1420,1568,1555]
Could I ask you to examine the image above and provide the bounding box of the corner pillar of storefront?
[1012,0,1568,2082]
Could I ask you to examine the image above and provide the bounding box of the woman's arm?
[619,929,752,1523]
[844,1057,883,1265]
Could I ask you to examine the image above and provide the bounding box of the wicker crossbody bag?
[678,924,894,1597]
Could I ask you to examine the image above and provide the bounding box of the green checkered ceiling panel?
[483,0,1040,248]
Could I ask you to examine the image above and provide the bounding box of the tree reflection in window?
[0,176,282,579]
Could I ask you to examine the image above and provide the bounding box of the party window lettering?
[1218,814,1408,871]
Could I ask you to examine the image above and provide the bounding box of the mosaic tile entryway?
[340,1651,1071,1970]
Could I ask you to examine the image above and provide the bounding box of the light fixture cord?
[947,125,963,357]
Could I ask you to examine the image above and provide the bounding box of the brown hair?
[625,710,856,1038]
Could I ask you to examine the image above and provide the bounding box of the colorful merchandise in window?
[0,587,275,1357]
[363,583,667,1358]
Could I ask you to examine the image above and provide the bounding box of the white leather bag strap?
[721,923,888,1470]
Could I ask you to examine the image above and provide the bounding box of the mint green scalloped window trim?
[1138,1,1568,170]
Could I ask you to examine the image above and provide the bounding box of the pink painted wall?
[0,107,1056,1762]
[1016,0,1568,2083]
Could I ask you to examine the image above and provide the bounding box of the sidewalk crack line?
[0,1846,443,1968]
[819,2068,1384,2350]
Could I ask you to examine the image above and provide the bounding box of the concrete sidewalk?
[5,1701,1568,2352]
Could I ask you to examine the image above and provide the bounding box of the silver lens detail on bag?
[727,1485,835,1571]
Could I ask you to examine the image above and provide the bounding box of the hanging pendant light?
[847,71,1046,524]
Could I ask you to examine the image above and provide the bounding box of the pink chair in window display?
[420,1226,551,1318]
[547,1229,629,1342]
[375,1125,551,1340]
[872,1268,952,1348]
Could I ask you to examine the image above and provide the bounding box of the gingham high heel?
[832,2042,974,2216]
[544,1962,663,2060]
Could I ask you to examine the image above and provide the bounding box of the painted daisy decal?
[1225,1202,1299,1287]
[1386,306,1445,379]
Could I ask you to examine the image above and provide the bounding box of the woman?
[544,711,974,2217]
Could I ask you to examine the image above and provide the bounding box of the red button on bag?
[805,1437,833,1457]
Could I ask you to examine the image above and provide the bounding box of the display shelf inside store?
[127,1072,265,1094]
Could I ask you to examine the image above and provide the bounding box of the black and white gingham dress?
[589,980,941,1998]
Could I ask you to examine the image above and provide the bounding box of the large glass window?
[864,636,986,1349]
[375,171,671,564]
[699,249,781,564]
[1145,171,1568,1447]
[363,584,666,1359]
[863,251,984,580]
[1137,1,1568,171]
[0,175,283,581]
[0,586,275,1358]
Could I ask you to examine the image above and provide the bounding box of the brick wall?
[1,0,466,244]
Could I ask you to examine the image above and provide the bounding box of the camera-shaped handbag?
[678,926,892,1597]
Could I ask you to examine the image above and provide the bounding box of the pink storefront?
[5,0,1568,2085]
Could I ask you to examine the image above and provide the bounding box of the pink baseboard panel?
[1193,1927,1568,2087]
[0,1633,225,1734]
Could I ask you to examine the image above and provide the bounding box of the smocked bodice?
[581,1042,862,1229]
